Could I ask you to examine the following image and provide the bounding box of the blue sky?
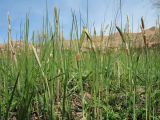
[0,0,158,43]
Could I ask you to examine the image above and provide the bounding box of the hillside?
[0,26,160,52]
[81,26,160,51]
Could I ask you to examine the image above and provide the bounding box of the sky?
[0,0,158,43]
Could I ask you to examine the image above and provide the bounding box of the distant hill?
[0,26,160,52]
[81,26,160,51]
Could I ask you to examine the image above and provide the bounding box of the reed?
[0,5,160,120]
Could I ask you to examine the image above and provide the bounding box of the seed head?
[75,53,81,62]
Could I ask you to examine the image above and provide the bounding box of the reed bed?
[0,7,160,120]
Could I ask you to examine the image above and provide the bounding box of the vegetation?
[0,6,160,120]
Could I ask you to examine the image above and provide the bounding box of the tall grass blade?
[5,72,20,120]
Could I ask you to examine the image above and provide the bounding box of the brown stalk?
[141,17,147,46]
[8,14,17,66]
[31,44,51,97]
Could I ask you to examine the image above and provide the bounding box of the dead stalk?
[31,44,51,97]
[8,14,17,66]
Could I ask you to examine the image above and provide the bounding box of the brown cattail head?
[116,26,125,43]
[75,53,81,62]
[141,17,145,30]
[141,17,147,46]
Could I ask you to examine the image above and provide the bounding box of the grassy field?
[0,8,160,120]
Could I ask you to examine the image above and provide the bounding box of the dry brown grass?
[0,26,159,53]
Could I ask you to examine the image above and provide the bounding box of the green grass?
[0,7,160,120]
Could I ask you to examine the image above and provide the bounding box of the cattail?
[75,53,81,62]
[116,26,125,43]
[116,26,130,56]
[141,17,147,46]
